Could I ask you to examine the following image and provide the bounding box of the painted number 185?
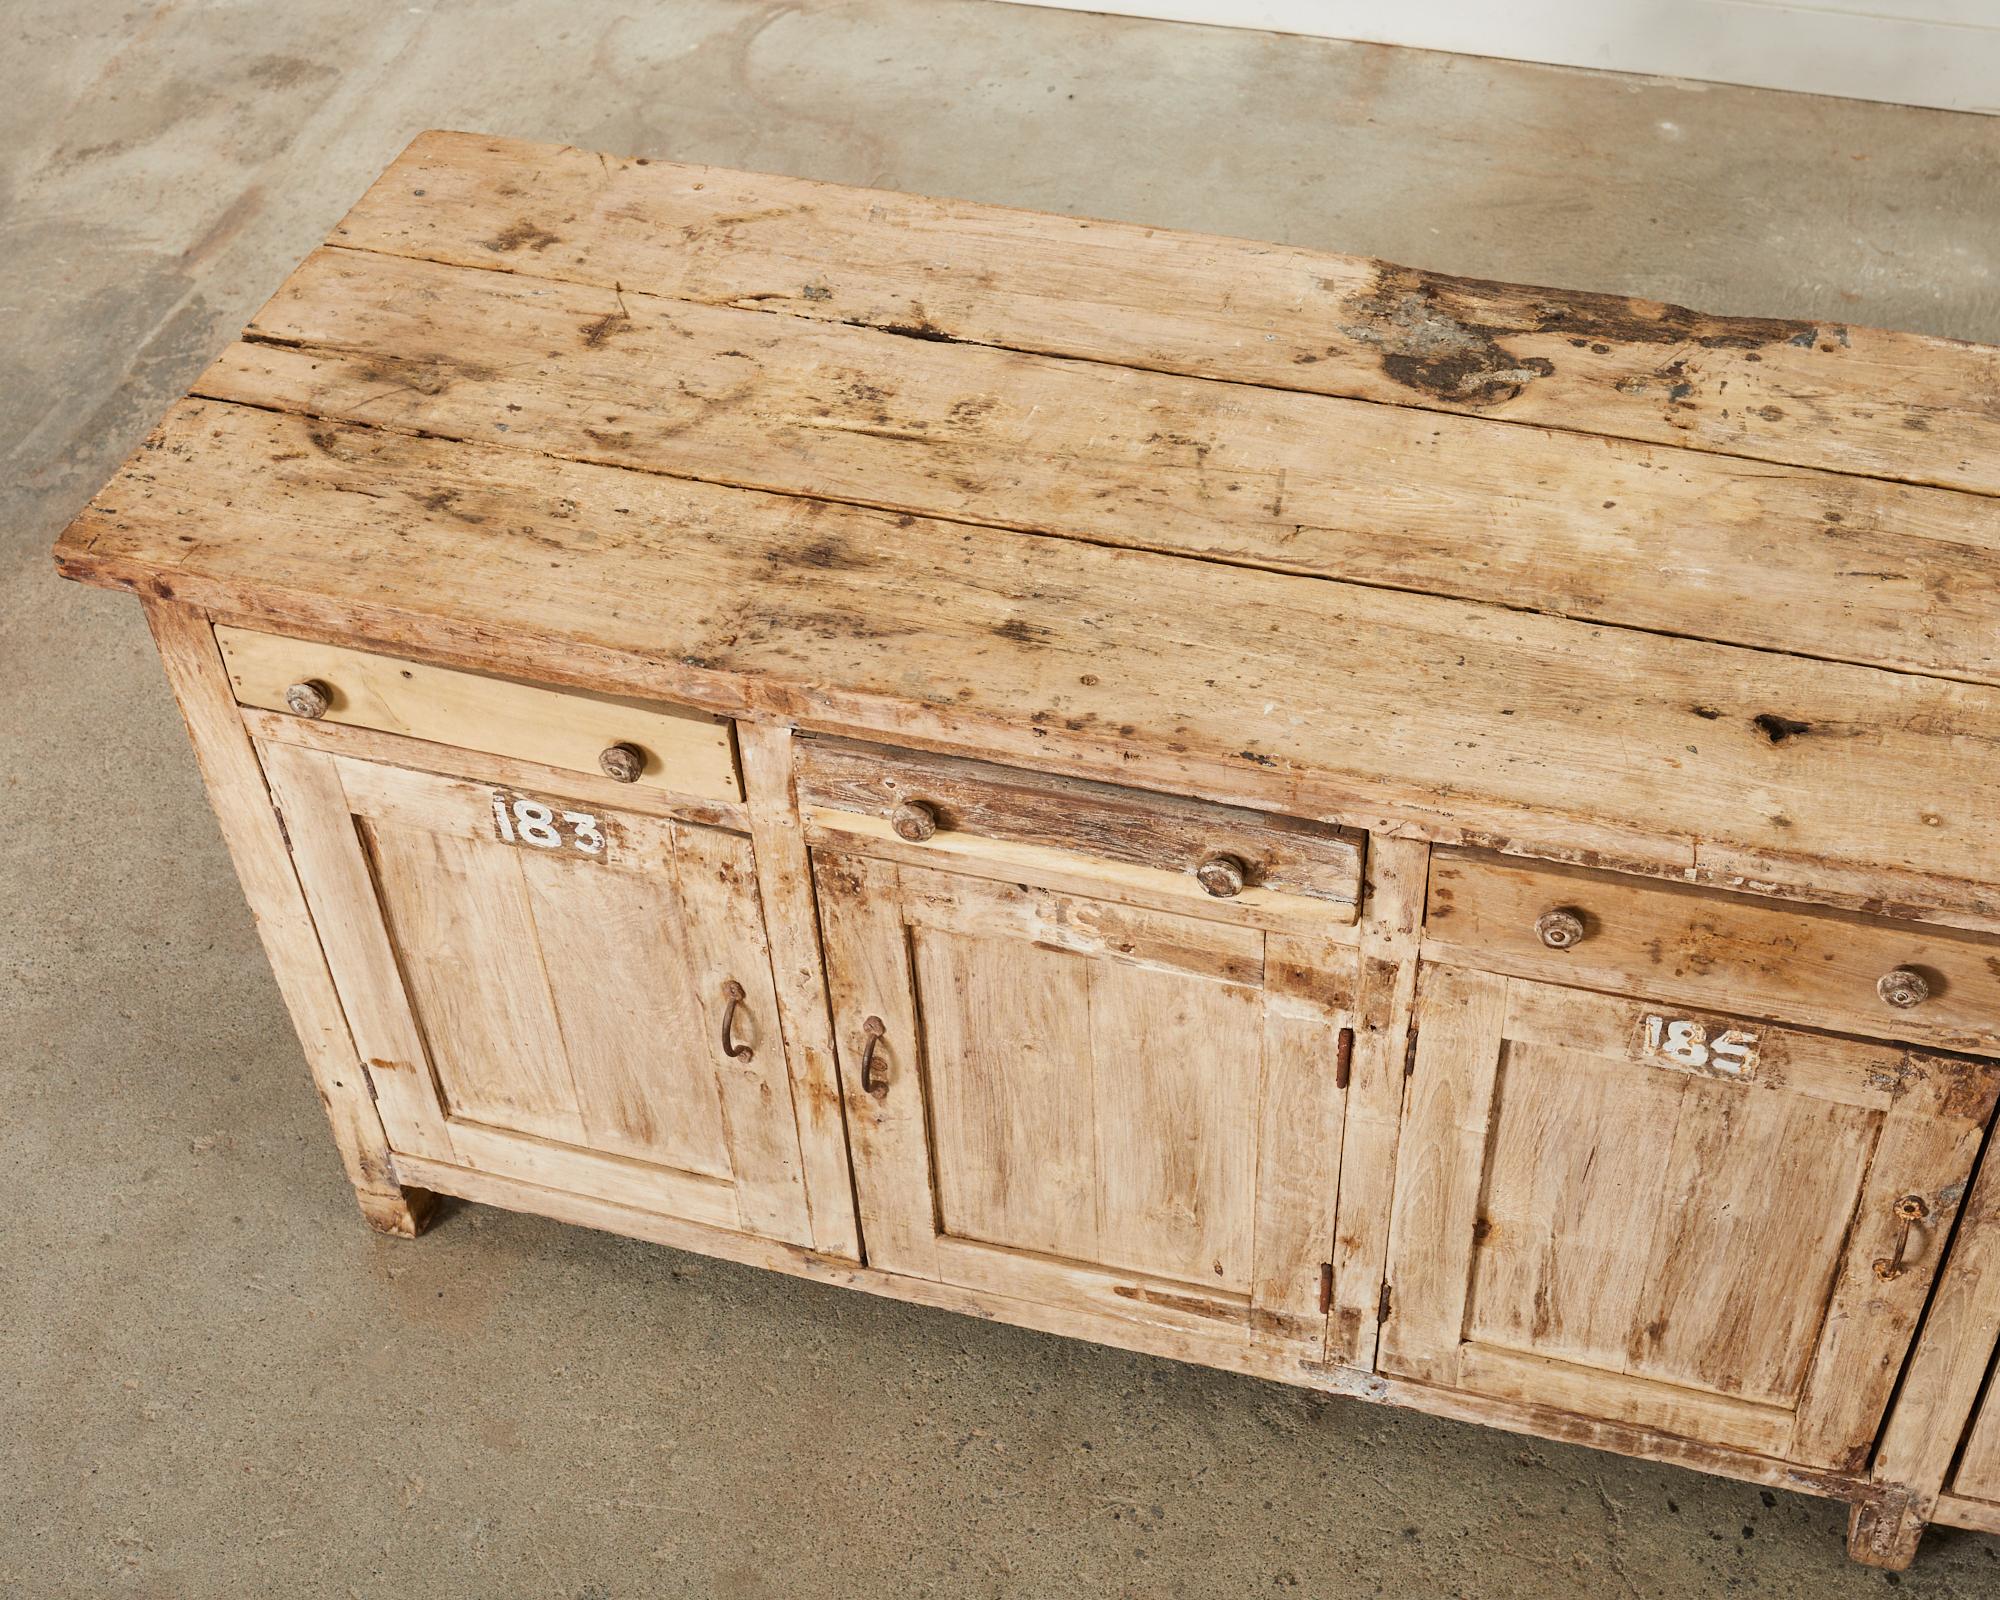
[490,790,607,858]
[1641,1014,1759,1076]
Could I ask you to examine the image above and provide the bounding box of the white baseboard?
[990,1,1999,114]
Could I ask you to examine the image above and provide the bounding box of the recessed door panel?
[263,742,810,1244]
[814,850,1355,1361]
[1381,966,1996,1470]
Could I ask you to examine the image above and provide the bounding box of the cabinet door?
[262,742,812,1245]
[813,850,1356,1361]
[1382,967,1996,1470]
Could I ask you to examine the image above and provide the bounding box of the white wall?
[996,1,2000,114]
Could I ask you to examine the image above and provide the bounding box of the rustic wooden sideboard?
[54,132,2000,1567]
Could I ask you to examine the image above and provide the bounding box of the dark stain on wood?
[481,219,560,254]
[1753,713,1813,744]
[1340,263,1818,409]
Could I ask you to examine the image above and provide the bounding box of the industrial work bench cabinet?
[54,131,2000,1568]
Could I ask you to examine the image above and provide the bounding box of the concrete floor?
[8,1,2000,1593]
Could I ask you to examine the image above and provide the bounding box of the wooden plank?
[443,1121,740,1232]
[1251,938,1357,1350]
[1427,849,2000,1054]
[1455,1345,1797,1459]
[1789,1077,1989,1471]
[143,601,434,1234]
[797,736,1363,910]
[63,402,2000,923]
[734,721,862,1260]
[1868,1109,2000,1510]
[1465,1040,1687,1376]
[330,131,2000,499]
[388,1150,1873,1507]
[1328,836,1427,1369]
[915,929,1104,1269]
[362,818,590,1146]
[516,845,733,1180]
[811,850,939,1277]
[665,822,813,1246]
[929,1236,1256,1352]
[216,623,741,803]
[807,809,1353,940]
[1498,981,1902,1112]
[255,738,459,1166]
[1628,1088,1874,1418]
[245,705,748,833]
[331,752,683,868]
[202,244,2000,688]
[1085,955,1264,1290]
[1377,964,1510,1385]
[892,862,1266,988]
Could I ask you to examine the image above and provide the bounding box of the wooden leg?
[357,1181,439,1238]
[1847,1491,1927,1570]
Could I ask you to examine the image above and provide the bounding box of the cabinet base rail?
[389,1151,1943,1563]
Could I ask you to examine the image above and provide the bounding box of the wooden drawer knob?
[1877,968,1931,1009]
[1196,854,1247,898]
[284,679,332,720]
[1535,908,1587,950]
[891,800,939,842]
[598,742,645,783]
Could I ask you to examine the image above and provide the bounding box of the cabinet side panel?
[141,599,431,1235]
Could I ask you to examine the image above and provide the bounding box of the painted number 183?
[490,790,607,858]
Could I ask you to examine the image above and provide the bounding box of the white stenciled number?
[488,789,609,858]
[513,799,562,848]
[1642,1014,1758,1076]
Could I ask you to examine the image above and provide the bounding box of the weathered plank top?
[54,130,2000,925]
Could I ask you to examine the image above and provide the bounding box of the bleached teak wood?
[202,245,2000,687]
[61,402,2000,928]
[334,131,2000,499]
[218,625,741,802]
[1425,848,2000,1054]
[813,849,1354,1359]
[54,136,2000,1571]
[267,742,814,1246]
[1380,968,1996,1473]
[734,721,861,1259]
[142,601,433,1235]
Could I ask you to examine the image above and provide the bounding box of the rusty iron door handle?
[719,979,754,1061]
[859,1015,889,1098]
[1873,1194,1930,1281]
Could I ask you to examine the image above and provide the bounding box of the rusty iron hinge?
[1317,1262,1334,1315]
[1377,1282,1393,1323]
[1333,1026,1354,1091]
[359,1061,381,1104]
[1402,1028,1420,1079]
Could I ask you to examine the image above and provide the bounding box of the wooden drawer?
[217,625,741,802]
[797,738,1363,922]
[1425,849,2000,1054]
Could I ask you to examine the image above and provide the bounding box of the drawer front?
[797,737,1364,922]
[1425,849,2000,1054]
[218,626,741,802]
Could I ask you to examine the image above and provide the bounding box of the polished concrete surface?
[8,3,2000,1594]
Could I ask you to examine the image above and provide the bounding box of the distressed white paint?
[1641,1014,1761,1077]
[491,791,607,857]
[994,1,2000,114]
